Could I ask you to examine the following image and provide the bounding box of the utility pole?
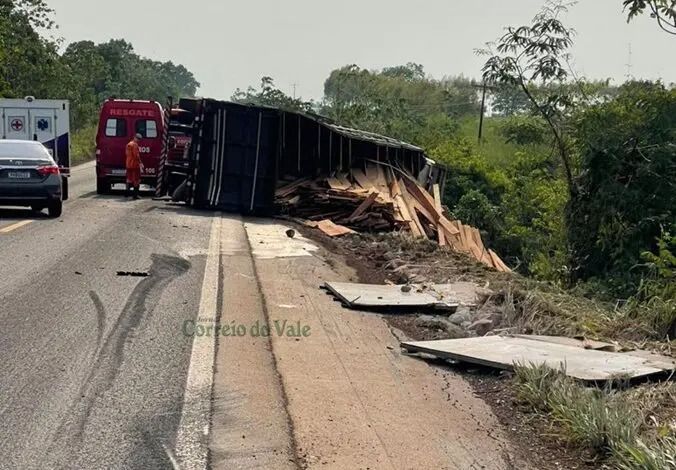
[478,81,487,144]
[291,83,298,100]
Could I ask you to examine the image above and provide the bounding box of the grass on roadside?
[513,363,676,469]
[456,116,550,169]
[70,124,97,165]
[494,279,676,351]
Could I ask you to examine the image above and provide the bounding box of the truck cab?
[95,99,164,194]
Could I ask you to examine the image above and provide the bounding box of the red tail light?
[37,165,60,176]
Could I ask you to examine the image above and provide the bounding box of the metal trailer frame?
[169,99,448,214]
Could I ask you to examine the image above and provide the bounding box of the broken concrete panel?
[401,335,675,382]
[324,282,460,311]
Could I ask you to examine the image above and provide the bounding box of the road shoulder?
[244,220,530,470]
[209,215,296,469]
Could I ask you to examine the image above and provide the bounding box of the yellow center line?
[0,220,33,234]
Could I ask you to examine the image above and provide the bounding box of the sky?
[47,0,675,100]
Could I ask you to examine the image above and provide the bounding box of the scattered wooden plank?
[403,178,437,213]
[443,228,464,251]
[404,178,459,236]
[327,177,350,190]
[442,220,463,249]
[316,220,356,237]
[489,249,512,273]
[410,198,436,226]
[399,179,427,239]
[336,173,353,189]
[433,184,447,247]
[470,227,485,252]
[373,165,392,202]
[442,219,461,236]
[461,224,491,265]
[351,169,377,191]
[487,249,501,270]
[276,178,311,198]
[390,178,421,236]
[365,165,380,186]
[469,227,494,266]
[275,169,511,270]
[389,177,402,198]
[348,191,379,221]
[454,221,470,253]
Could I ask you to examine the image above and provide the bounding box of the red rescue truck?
[95,99,165,194]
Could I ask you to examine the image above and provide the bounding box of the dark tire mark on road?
[88,291,106,352]
[49,254,191,457]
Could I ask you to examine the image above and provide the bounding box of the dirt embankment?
[298,227,676,470]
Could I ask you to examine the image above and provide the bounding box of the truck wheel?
[47,200,63,218]
[172,179,188,202]
[96,177,111,195]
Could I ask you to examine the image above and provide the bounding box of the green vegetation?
[242,54,674,339]
[514,364,676,469]
[70,124,97,165]
[624,0,676,35]
[0,1,199,162]
[245,2,672,341]
[4,1,672,337]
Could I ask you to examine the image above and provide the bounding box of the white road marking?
[175,214,222,469]
[0,220,33,234]
[162,443,181,470]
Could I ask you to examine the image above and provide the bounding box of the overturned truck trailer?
[166,98,446,214]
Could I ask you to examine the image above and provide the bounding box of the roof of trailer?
[320,121,424,152]
[191,98,428,155]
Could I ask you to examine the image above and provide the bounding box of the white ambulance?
[0,96,71,199]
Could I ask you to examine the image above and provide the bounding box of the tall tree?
[321,64,475,147]
[0,0,64,98]
[480,1,577,196]
[624,0,676,35]
[1,3,200,129]
[569,81,676,283]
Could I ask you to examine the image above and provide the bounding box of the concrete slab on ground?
[402,336,676,381]
[324,282,462,310]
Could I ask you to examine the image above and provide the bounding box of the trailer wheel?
[172,180,188,202]
[96,177,111,195]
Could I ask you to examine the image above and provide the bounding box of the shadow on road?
[0,207,50,220]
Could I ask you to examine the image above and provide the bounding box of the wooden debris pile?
[276,164,511,272]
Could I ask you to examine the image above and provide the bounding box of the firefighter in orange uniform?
[125,133,144,199]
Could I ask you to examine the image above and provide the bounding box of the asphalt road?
[0,162,216,469]
[0,162,532,470]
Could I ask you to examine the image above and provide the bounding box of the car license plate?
[7,171,31,179]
